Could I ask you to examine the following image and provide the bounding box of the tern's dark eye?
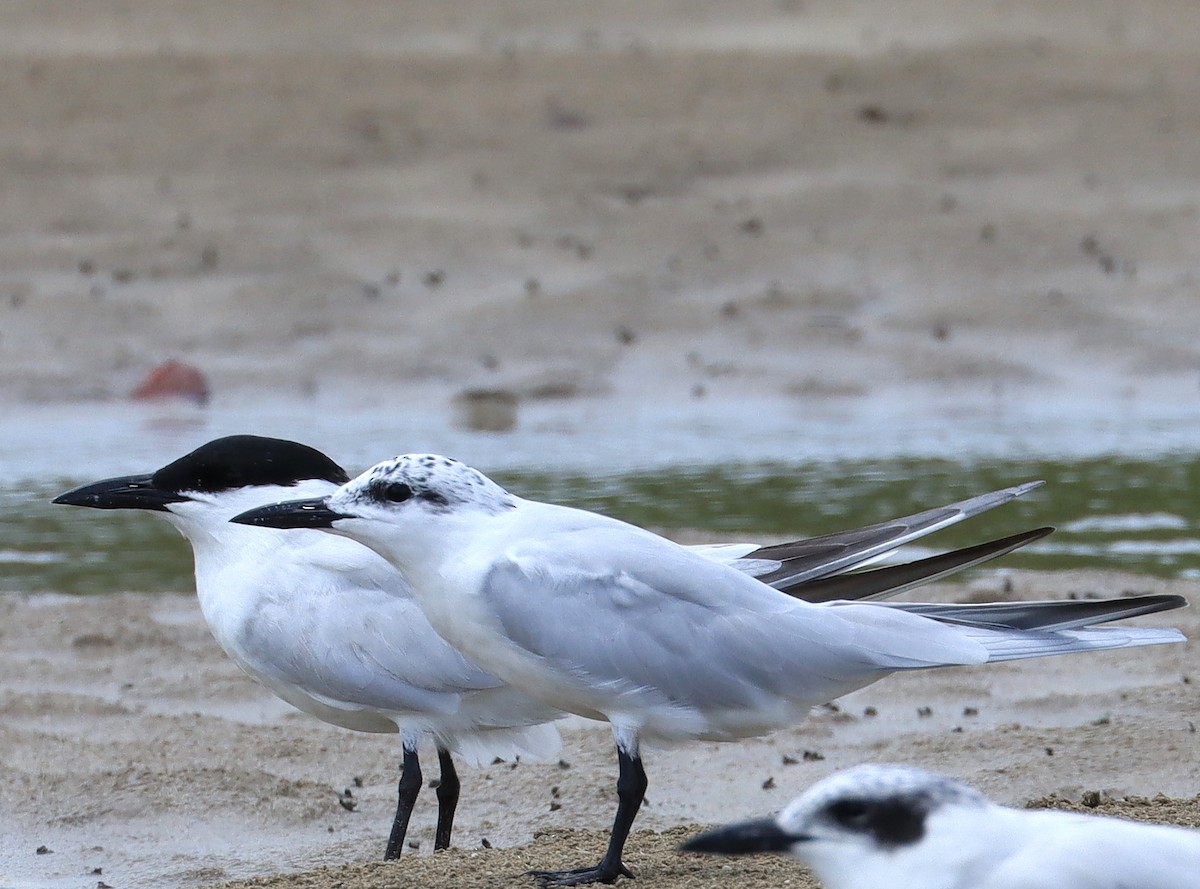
[381,482,413,503]
[827,799,872,829]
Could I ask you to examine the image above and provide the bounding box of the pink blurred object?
[131,359,210,406]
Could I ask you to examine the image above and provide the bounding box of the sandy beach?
[2,573,1197,889]
[5,1,1200,417]
[4,2,1200,888]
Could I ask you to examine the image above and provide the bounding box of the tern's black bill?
[229,498,349,529]
[680,819,801,856]
[52,474,187,512]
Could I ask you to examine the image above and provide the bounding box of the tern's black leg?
[384,744,423,860]
[529,745,647,886]
[433,745,461,850]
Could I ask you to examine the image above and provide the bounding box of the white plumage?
[684,764,1200,889]
[232,452,1185,885]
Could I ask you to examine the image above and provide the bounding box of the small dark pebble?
[352,776,363,788]
[558,760,571,769]
[408,840,420,850]
[857,104,889,123]
[802,750,824,762]
[492,757,505,765]
[36,846,51,855]
[1045,747,1055,756]
[917,706,933,718]
[428,779,441,789]
[738,217,763,236]
[963,707,979,717]
[863,706,877,717]
[761,777,776,790]
[1091,715,1111,726]
[98,882,113,889]
[91,868,103,875]
[549,801,562,812]
[481,838,493,849]
[1081,791,1103,808]
[615,325,636,345]
[781,754,798,766]
[424,270,445,288]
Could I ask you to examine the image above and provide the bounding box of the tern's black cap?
[151,435,349,493]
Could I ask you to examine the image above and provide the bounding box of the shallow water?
[3,396,1200,593]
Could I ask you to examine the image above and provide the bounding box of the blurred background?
[5,0,1200,591]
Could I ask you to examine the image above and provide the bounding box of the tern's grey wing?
[480,528,991,728]
[750,481,1043,588]
[221,537,507,714]
[886,593,1186,631]
[780,527,1053,603]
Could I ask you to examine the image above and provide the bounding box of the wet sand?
[4,2,1200,887]
[4,1,1200,422]
[2,572,1196,888]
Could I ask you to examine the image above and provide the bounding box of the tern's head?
[682,765,989,888]
[53,434,350,524]
[229,453,515,537]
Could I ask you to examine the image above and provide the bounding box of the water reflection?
[6,454,1200,594]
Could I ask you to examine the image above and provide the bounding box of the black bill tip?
[53,474,186,512]
[680,819,801,856]
[229,497,349,529]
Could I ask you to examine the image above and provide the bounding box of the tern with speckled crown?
[232,453,1186,886]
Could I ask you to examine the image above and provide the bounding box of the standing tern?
[54,437,1049,860]
[682,764,1200,888]
[231,454,1186,885]
[53,436,565,859]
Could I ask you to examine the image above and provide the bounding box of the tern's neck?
[162,479,342,568]
[352,506,503,592]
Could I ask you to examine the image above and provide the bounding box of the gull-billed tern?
[683,763,1200,889]
[231,453,1185,885]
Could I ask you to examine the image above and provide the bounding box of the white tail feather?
[443,720,563,768]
